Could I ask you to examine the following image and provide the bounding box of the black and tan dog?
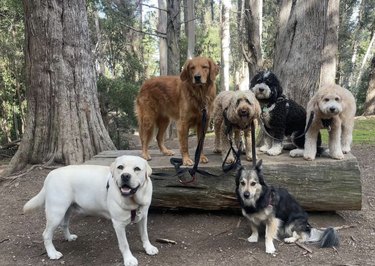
[235,160,339,254]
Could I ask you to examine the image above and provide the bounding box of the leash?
[169,107,218,184]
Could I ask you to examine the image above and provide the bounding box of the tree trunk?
[243,0,263,78]
[273,0,340,108]
[158,0,168,75]
[185,0,195,59]
[363,56,375,115]
[167,0,181,75]
[220,0,231,91]
[355,32,375,90]
[5,0,115,175]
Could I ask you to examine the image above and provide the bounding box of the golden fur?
[213,90,260,163]
[303,84,356,160]
[135,56,219,165]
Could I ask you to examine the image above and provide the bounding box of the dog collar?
[321,118,333,131]
[131,209,137,222]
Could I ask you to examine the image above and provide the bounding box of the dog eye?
[134,167,141,171]
[335,97,340,101]
[117,165,124,170]
[250,181,256,186]
[202,65,209,69]
[240,180,246,186]
[324,98,329,102]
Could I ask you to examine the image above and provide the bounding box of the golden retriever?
[135,56,219,166]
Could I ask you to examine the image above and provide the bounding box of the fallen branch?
[319,224,356,231]
[156,238,177,245]
[295,242,313,253]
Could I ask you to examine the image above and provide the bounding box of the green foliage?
[320,117,375,145]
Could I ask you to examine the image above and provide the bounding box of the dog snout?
[238,109,249,116]
[194,74,201,83]
[121,173,131,183]
[243,191,250,199]
[329,107,336,113]
[258,87,264,92]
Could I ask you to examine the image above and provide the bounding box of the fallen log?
[85,149,362,211]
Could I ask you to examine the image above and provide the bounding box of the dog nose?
[329,107,336,113]
[194,75,201,83]
[243,191,250,199]
[258,87,264,92]
[239,109,249,116]
[121,173,131,182]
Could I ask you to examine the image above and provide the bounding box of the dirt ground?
[0,138,374,266]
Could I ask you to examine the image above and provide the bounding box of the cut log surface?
[85,149,362,211]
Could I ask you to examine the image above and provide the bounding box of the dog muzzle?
[119,184,140,197]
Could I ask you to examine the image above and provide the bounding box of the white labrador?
[23,155,158,266]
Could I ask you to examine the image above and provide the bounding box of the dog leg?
[289,148,304,158]
[303,128,319,161]
[341,121,354,154]
[62,206,77,242]
[43,209,68,260]
[156,117,175,156]
[267,141,283,156]
[247,223,259,243]
[259,135,272,152]
[329,123,344,160]
[265,218,279,254]
[112,220,138,266]
[243,129,253,161]
[284,231,300,243]
[139,121,154,161]
[177,121,194,166]
[213,116,223,154]
[137,210,159,256]
[197,120,209,164]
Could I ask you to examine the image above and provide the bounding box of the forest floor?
[0,136,374,266]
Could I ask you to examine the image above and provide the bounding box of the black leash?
[169,107,218,184]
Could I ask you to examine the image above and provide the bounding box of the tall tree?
[167,0,181,75]
[273,0,340,107]
[184,0,196,59]
[243,0,263,78]
[220,0,231,91]
[363,56,375,115]
[158,0,168,75]
[5,0,115,175]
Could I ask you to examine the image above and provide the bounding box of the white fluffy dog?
[303,84,356,160]
[23,155,158,266]
[213,90,260,163]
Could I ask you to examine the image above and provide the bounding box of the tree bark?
[273,0,340,108]
[355,32,375,90]
[167,0,181,75]
[185,0,195,59]
[5,0,115,175]
[363,56,375,115]
[220,0,231,91]
[158,0,168,75]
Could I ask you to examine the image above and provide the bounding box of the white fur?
[23,155,158,266]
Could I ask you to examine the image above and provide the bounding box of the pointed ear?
[235,166,244,186]
[255,159,263,172]
[180,60,191,81]
[209,59,219,81]
[145,161,152,178]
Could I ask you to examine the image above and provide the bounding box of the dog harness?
[321,118,333,131]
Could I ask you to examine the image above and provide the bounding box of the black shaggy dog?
[250,71,322,156]
[235,160,339,254]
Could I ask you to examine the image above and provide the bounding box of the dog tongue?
[121,187,131,193]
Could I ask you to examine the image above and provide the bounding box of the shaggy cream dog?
[213,90,260,163]
[303,84,356,160]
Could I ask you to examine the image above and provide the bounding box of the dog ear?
[180,59,191,81]
[255,160,267,186]
[145,161,153,178]
[110,161,116,177]
[209,59,219,82]
[235,166,244,186]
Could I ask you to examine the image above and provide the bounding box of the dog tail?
[23,186,46,213]
[308,227,339,248]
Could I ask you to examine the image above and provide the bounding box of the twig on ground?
[156,238,177,245]
[295,242,313,253]
[0,238,10,244]
[319,224,356,231]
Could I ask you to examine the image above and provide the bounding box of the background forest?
[0,0,374,152]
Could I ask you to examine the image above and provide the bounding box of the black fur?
[235,160,339,248]
[250,71,322,150]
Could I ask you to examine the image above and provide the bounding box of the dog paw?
[342,147,351,154]
[200,155,209,164]
[259,145,270,152]
[265,244,276,254]
[266,148,282,156]
[124,256,138,266]
[144,243,159,256]
[162,149,175,156]
[66,234,78,241]
[213,148,221,154]
[247,234,258,243]
[289,149,303,158]
[225,156,235,164]
[284,237,297,243]
[48,251,63,260]
[331,153,344,160]
[245,155,253,161]
[142,152,152,161]
[182,157,194,166]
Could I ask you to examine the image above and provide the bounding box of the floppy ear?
[209,59,219,82]
[180,60,191,81]
[254,97,261,118]
[110,161,116,177]
[145,161,152,178]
